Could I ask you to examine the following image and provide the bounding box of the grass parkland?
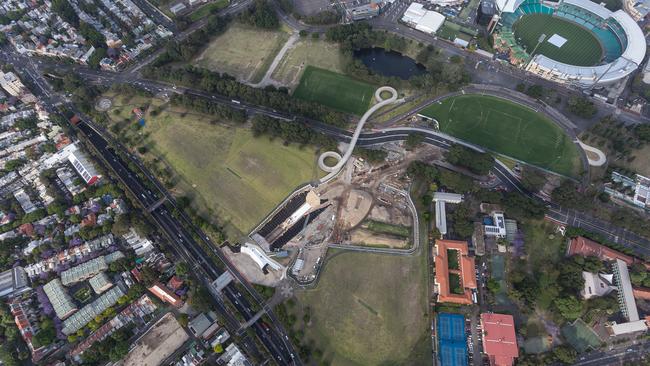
[513,14,603,66]
[293,66,376,115]
[420,94,581,177]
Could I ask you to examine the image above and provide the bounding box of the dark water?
[353,47,426,80]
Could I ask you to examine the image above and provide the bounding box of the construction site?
[223,140,446,286]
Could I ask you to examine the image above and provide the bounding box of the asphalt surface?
[76,121,297,365]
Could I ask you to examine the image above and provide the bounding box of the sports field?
[293,66,376,115]
[294,249,431,365]
[271,38,345,88]
[513,14,603,66]
[193,23,289,83]
[419,94,581,177]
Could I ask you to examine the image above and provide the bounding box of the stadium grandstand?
[492,0,645,87]
[251,190,329,251]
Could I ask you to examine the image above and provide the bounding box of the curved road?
[318,86,401,182]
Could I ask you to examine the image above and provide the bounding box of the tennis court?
[561,318,602,352]
[437,313,468,366]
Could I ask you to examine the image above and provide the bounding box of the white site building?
[402,3,446,35]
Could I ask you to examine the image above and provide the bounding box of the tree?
[407,161,438,181]
[486,278,500,294]
[238,0,279,29]
[175,262,189,277]
[189,285,212,312]
[177,313,189,327]
[525,84,544,99]
[502,192,546,220]
[553,345,577,364]
[404,133,425,150]
[553,296,583,320]
[439,170,475,193]
[552,180,591,209]
[445,144,493,175]
[521,166,546,192]
[567,96,597,118]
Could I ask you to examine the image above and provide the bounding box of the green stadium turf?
[513,14,603,66]
[293,66,376,115]
[419,94,581,177]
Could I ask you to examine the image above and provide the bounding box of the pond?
[353,47,427,80]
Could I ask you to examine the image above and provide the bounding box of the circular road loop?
[318,86,400,183]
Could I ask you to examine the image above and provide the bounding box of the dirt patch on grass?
[193,23,289,83]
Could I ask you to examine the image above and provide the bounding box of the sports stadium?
[492,0,646,87]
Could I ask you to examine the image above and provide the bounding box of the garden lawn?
[294,249,431,365]
[140,106,320,238]
[193,23,289,83]
[420,94,581,177]
[271,38,345,88]
[293,66,376,115]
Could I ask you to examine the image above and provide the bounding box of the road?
[76,120,298,365]
[2,46,299,365]
[573,340,650,365]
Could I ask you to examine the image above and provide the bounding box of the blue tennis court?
[437,313,468,366]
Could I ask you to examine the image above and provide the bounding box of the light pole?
[525,33,546,69]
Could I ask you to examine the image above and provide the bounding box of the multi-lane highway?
[76,120,297,365]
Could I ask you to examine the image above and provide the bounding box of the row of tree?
[251,115,336,149]
[143,65,348,126]
[170,94,247,123]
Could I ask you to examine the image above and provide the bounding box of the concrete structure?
[68,147,101,185]
[606,172,650,210]
[402,3,446,35]
[0,266,30,299]
[434,239,477,304]
[497,0,646,87]
[347,2,382,20]
[43,279,78,320]
[480,313,519,366]
[0,71,25,97]
[123,228,154,256]
[624,0,650,20]
[484,211,506,238]
[241,243,282,272]
[433,192,463,236]
[581,271,616,299]
[612,258,639,322]
[188,312,219,339]
[607,318,649,336]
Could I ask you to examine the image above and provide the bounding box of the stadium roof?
[526,0,646,86]
[480,313,519,366]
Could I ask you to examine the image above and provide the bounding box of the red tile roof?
[434,239,477,305]
[567,236,650,270]
[148,282,183,308]
[480,313,519,366]
[633,287,650,300]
